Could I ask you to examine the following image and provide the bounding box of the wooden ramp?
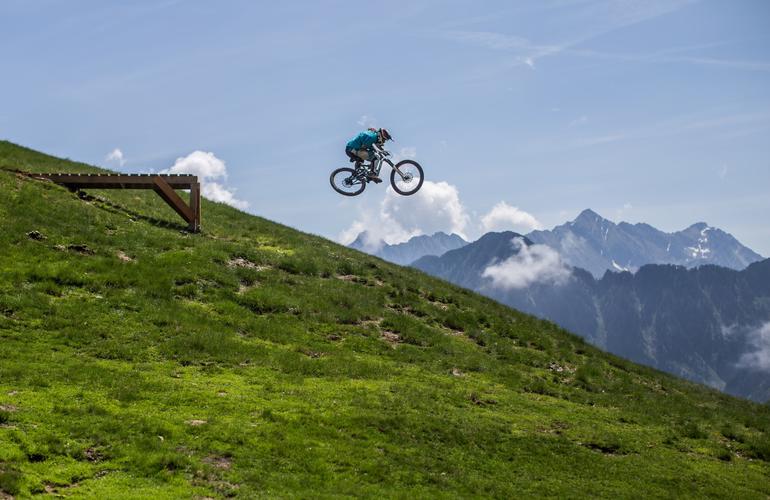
[28,173,201,232]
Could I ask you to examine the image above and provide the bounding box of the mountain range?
[413,232,770,402]
[527,209,763,277]
[349,230,467,265]
[350,210,763,277]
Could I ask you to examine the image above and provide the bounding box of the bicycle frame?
[362,145,411,181]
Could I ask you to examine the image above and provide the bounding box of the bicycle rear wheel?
[330,167,366,196]
[390,160,424,196]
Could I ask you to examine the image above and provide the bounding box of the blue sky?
[2,0,769,255]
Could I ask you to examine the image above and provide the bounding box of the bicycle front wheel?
[390,160,424,196]
[330,167,366,196]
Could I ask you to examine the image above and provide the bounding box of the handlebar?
[373,144,391,157]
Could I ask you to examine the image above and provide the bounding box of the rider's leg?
[354,149,368,162]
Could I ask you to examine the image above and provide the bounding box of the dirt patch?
[227,257,269,271]
[55,244,94,255]
[298,348,325,358]
[548,362,575,374]
[443,327,465,337]
[185,419,207,426]
[83,447,103,462]
[470,392,498,406]
[537,421,570,435]
[357,318,383,328]
[336,274,380,286]
[237,281,259,294]
[116,250,134,262]
[27,230,46,241]
[381,330,401,347]
[203,455,232,470]
[0,405,17,412]
[582,441,625,455]
[44,480,81,495]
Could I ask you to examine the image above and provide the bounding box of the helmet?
[378,128,392,142]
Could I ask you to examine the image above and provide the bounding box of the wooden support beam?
[26,172,202,232]
[152,176,195,224]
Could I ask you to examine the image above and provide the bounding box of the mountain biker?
[345,127,393,183]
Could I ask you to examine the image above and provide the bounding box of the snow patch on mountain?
[612,260,629,272]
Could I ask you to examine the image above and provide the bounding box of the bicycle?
[330,145,424,197]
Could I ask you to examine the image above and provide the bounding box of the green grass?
[1,139,770,498]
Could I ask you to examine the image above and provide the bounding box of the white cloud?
[737,322,770,372]
[357,115,377,128]
[167,150,226,179]
[482,237,570,289]
[339,180,470,247]
[164,151,248,210]
[480,202,542,234]
[106,148,126,167]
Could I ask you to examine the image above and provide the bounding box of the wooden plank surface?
[30,173,197,189]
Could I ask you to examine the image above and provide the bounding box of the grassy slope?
[0,140,769,498]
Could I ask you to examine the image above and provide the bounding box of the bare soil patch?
[381,330,401,347]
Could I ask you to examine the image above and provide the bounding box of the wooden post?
[190,181,201,232]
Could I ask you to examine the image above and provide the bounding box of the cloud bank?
[339,180,470,251]
[164,151,248,210]
[482,237,570,289]
[737,322,770,372]
[480,201,542,234]
[339,179,542,252]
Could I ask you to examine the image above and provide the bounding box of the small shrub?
[336,260,356,276]
[746,435,770,461]
[716,448,732,462]
[677,420,708,440]
[166,330,247,365]
[524,378,559,397]
[279,256,318,276]
[720,423,746,443]
[0,466,22,496]
[574,361,603,391]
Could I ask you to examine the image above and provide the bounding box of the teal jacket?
[346,130,378,152]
